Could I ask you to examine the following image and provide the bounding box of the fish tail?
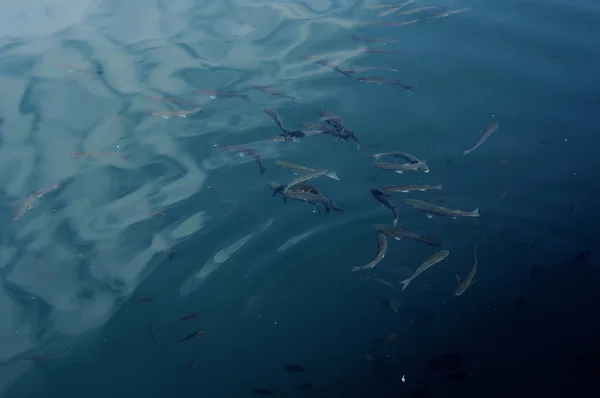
[469,208,480,217]
[326,171,340,180]
[399,278,411,291]
[393,216,398,226]
[437,184,443,190]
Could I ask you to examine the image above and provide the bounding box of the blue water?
[1,0,600,397]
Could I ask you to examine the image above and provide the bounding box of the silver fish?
[455,242,479,296]
[351,233,388,272]
[358,77,414,94]
[285,191,343,214]
[274,161,339,180]
[13,182,60,220]
[373,160,427,174]
[400,250,450,290]
[381,184,442,193]
[402,199,480,219]
[463,121,499,155]
[373,224,441,247]
[149,107,203,118]
[284,169,329,194]
[373,151,429,173]
[264,107,285,131]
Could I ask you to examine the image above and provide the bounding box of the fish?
[284,169,329,193]
[373,151,429,172]
[285,191,343,214]
[573,250,592,262]
[137,297,153,304]
[283,364,306,372]
[268,181,325,205]
[373,224,441,247]
[392,6,444,17]
[375,279,402,293]
[151,326,161,345]
[358,77,414,94]
[252,389,279,396]
[375,333,399,342]
[371,188,399,226]
[402,199,480,219]
[71,152,128,160]
[381,184,442,193]
[426,7,472,20]
[499,187,509,201]
[462,121,499,155]
[301,55,352,77]
[264,107,286,131]
[354,47,411,55]
[400,250,450,290]
[187,358,197,373]
[177,330,204,343]
[13,182,61,220]
[374,19,421,27]
[274,161,339,180]
[316,110,345,129]
[296,382,319,391]
[380,297,403,312]
[344,66,399,73]
[179,313,199,322]
[252,85,297,103]
[149,107,203,118]
[454,242,479,296]
[351,35,400,44]
[372,160,427,174]
[215,144,266,175]
[193,90,249,102]
[144,96,199,107]
[351,233,388,272]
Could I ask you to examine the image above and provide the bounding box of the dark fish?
[375,332,399,343]
[179,313,199,321]
[426,352,464,371]
[515,296,526,309]
[445,372,470,382]
[426,7,472,20]
[358,77,414,94]
[573,250,592,262]
[373,224,441,247]
[284,169,329,193]
[215,144,266,175]
[302,55,352,77]
[193,90,249,102]
[371,189,399,226]
[13,182,61,220]
[381,184,442,193]
[285,190,343,214]
[137,297,153,304]
[264,107,286,131]
[354,47,411,55]
[400,250,450,291]
[373,160,426,174]
[252,85,297,103]
[316,111,360,147]
[351,233,388,272]
[252,389,279,396]
[402,199,480,219]
[177,330,204,343]
[462,121,499,155]
[168,251,177,260]
[296,382,319,391]
[344,66,399,74]
[373,151,429,172]
[380,297,402,313]
[351,35,400,44]
[267,181,286,202]
[283,364,306,372]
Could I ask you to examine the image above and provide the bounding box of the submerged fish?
[193,90,249,101]
[354,47,411,55]
[462,121,499,155]
[358,77,414,94]
[373,151,429,172]
[252,389,279,396]
[400,250,450,290]
[215,144,266,175]
[371,188,399,226]
[373,160,427,174]
[403,199,479,219]
[426,7,472,20]
[177,330,204,343]
[264,107,286,131]
[284,169,329,193]
[455,242,479,296]
[352,233,388,272]
[283,364,306,372]
[381,184,442,193]
[252,85,297,103]
[149,107,203,118]
[285,190,343,214]
[13,182,61,220]
[344,66,399,73]
[302,55,352,77]
[351,35,400,44]
[373,224,441,247]
[274,161,339,180]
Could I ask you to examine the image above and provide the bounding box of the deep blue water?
[1,0,600,397]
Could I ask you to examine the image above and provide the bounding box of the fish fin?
[326,171,340,180]
[396,170,403,174]
[399,278,411,291]
[426,214,434,219]
[455,275,462,283]
[470,208,480,217]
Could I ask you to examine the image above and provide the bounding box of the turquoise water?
[1,0,600,397]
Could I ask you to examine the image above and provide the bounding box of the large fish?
[252,85,297,103]
[462,121,499,155]
[193,90,249,102]
[358,77,414,94]
[373,151,429,173]
[402,199,479,219]
[13,182,61,220]
[400,250,450,290]
[351,233,388,272]
[371,189,399,226]
[372,160,427,174]
[301,55,352,77]
[274,161,339,180]
[285,191,343,214]
[381,184,442,193]
[284,169,329,193]
[267,181,324,203]
[264,107,286,131]
[373,224,441,247]
[454,242,479,296]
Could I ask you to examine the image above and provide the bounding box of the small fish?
[301,55,352,77]
[137,297,154,304]
[351,233,388,272]
[426,7,472,20]
[71,152,128,160]
[358,77,414,93]
[177,330,204,343]
[284,169,329,193]
[454,242,479,296]
[22,355,45,361]
[149,107,203,118]
[462,121,499,155]
[268,181,324,203]
[144,96,199,107]
[252,85,297,103]
[402,199,480,219]
[344,66,399,74]
[264,107,286,131]
[316,110,345,129]
[179,313,199,322]
[371,188,399,226]
[381,184,442,193]
[296,382,319,391]
[499,187,509,201]
[283,364,306,372]
[373,151,429,172]
[193,90,249,102]
[374,224,441,247]
[13,182,61,220]
[374,19,421,27]
[573,250,592,262]
[375,333,399,342]
[351,35,400,44]
[274,161,339,180]
[392,6,443,17]
[252,389,279,396]
[151,326,161,345]
[400,250,450,290]
[515,296,526,309]
[285,190,343,214]
[187,358,197,373]
[372,160,427,174]
[215,144,266,175]
[375,279,402,293]
[354,47,411,55]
